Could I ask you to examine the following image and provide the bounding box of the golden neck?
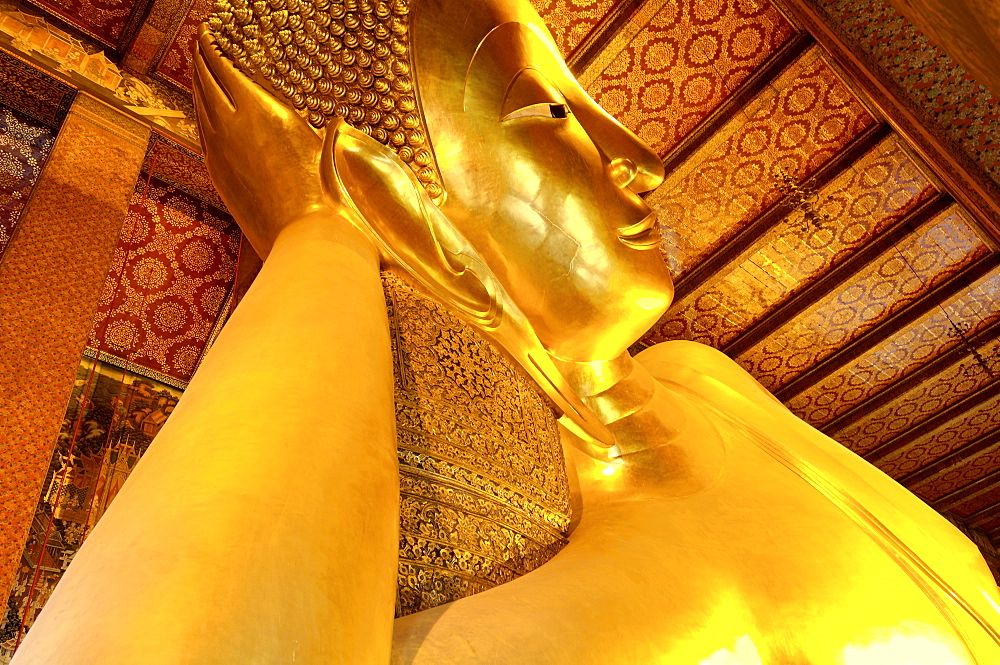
[555,353,658,433]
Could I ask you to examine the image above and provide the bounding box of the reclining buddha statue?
[12,0,1000,662]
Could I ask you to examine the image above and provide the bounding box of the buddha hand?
[192,26,342,259]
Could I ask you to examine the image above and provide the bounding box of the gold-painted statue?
[13,0,1000,662]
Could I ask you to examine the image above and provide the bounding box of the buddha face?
[412,0,674,362]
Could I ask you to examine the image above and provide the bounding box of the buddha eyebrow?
[464,21,563,111]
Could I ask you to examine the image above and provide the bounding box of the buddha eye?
[502,103,572,121]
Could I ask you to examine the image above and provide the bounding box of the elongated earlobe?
[321,120,617,452]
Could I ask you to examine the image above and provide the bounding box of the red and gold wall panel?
[87,149,239,383]
[586,0,795,156]
[950,472,1000,521]
[734,208,990,391]
[153,0,208,89]
[884,391,1000,485]
[23,0,151,49]
[0,94,150,602]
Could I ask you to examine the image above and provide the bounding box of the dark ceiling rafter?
[773,252,1000,402]
[822,316,1000,436]
[864,376,1000,465]
[660,32,815,171]
[721,192,953,358]
[898,428,1000,489]
[673,122,892,302]
[566,0,648,75]
[967,480,1000,529]
[934,467,1000,513]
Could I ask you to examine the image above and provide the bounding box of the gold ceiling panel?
[656,135,937,348]
[583,0,794,156]
[895,394,1000,492]
[529,0,618,56]
[734,208,990,391]
[800,271,1000,438]
[646,51,876,279]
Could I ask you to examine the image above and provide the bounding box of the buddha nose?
[609,157,639,189]
[570,89,665,194]
[591,122,664,194]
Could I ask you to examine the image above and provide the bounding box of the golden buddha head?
[209,0,673,366]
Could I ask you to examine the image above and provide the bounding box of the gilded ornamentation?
[208,0,445,200]
[383,273,570,617]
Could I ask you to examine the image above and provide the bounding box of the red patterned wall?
[153,0,207,89]
[658,136,937,347]
[87,175,239,382]
[531,0,619,56]
[734,209,989,391]
[23,0,150,48]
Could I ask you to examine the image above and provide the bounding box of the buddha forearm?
[12,216,399,665]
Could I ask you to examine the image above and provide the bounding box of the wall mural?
[0,357,182,661]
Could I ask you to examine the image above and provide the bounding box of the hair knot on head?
[209,0,445,201]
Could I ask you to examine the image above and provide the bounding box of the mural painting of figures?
[0,357,183,662]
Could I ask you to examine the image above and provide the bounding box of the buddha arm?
[12,218,400,665]
[635,340,1000,608]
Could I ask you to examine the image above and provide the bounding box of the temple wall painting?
[0,358,183,661]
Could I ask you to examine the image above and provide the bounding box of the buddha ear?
[320,120,617,452]
[321,120,499,326]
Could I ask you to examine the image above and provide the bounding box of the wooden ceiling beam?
[822,316,1000,436]
[774,252,1000,401]
[865,376,1000,464]
[722,193,952,358]
[932,467,1000,513]
[897,429,1000,488]
[659,32,814,174]
[674,122,892,302]
[567,0,648,75]
[965,484,1000,531]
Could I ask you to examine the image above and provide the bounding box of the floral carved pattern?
[384,274,570,618]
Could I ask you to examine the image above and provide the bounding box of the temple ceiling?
[0,0,998,570]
